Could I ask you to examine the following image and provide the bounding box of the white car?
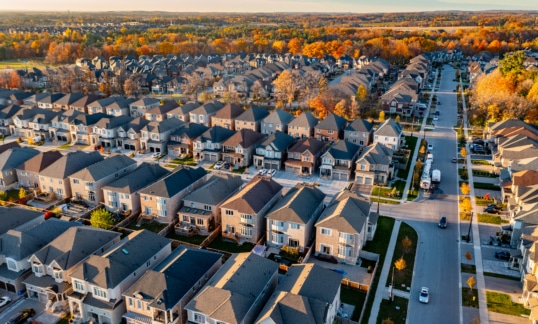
[152,152,161,158]
[214,161,225,170]
[427,144,433,151]
[258,169,267,175]
[419,287,430,303]
[0,296,11,307]
[269,169,277,177]
[433,116,439,121]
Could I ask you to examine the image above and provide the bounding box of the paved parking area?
[0,298,45,324]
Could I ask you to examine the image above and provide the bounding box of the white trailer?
[432,169,441,183]
[420,161,432,190]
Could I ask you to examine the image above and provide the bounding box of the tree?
[394,256,407,272]
[273,70,300,108]
[19,187,26,200]
[499,50,525,77]
[381,319,395,324]
[9,70,21,89]
[379,110,385,122]
[460,197,472,213]
[334,99,347,118]
[401,236,413,254]
[394,115,400,123]
[287,38,303,55]
[460,147,467,159]
[467,275,476,293]
[460,182,470,195]
[465,251,473,262]
[90,208,115,230]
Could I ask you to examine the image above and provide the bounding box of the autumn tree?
[309,95,327,117]
[273,70,300,109]
[394,256,407,274]
[499,50,525,77]
[460,147,467,162]
[467,275,476,293]
[379,110,385,122]
[401,236,413,255]
[123,77,139,96]
[334,99,347,118]
[465,251,473,262]
[9,70,21,89]
[287,37,303,55]
[381,319,395,324]
[460,182,470,195]
[460,197,472,213]
[90,208,114,230]
[19,187,27,200]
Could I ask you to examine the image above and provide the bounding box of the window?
[73,280,85,292]
[137,300,142,309]
[321,228,332,235]
[53,270,63,280]
[7,259,17,271]
[320,244,332,254]
[291,223,300,230]
[93,287,107,299]
[89,191,96,201]
[240,225,253,237]
[129,298,133,306]
[193,313,206,323]
[225,209,233,216]
[73,179,79,184]
[197,218,204,225]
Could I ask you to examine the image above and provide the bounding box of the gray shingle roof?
[316,113,347,131]
[0,147,40,171]
[69,154,136,182]
[345,118,374,132]
[40,151,104,179]
[15,151,63,173]
[0,206,43,236]
[263,109,294,126]
[222,129,266,148]
[266,183,325,224]
[197,126,236,143]
[183,173,243,206]
[287,137,326,155]
[214,103,244,119]
[357,142,393,166]
[288,111,318,129]
[375,118,403,137]
[102,162,169,194]
[259,131,296,152]
[236,105,269,122]
[324,140,360,160]
[140,167,207,198]
[316,190,371,233]
[221,176,282,214]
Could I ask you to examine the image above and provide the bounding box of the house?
[344,118,374,146]
[193,126,236,162]
[92,115,134,149]
[0,219,81,294]
[189,101,224,127]
[287,111,318,138]
[11,107,59,140]
[266,183,326,252]
[373,118,405,150]
[314,113,347,142]
[495,135,538,168]
[166,102,199,123]
[178,173,243,235]
[380,80,419,117]
[320,140,361,180]
[185,253,279,324]
[49,109,85,143]
[139,167,208,224]
[167,123,208,158]
[355,142,394,185]
[104,98,136,117]
[315,190,375,265]
[0,104,24,135]
[220,176,282,244]
[123,247,222,324]
[253,131,296,171]
[221,129,266,167]
[211,103,244,130]
[69,154,137,206]
[284,137,327,176]
[24,227,121,306]
[53,92,84,110]
[16,151,63,190]
[129,98,160,117]
[0,147,40,189]
[0,206,44,237]
[68,113,110,146]
[102,163,169,214]
[36,93,65,110]
[144,100,179,122]
[234,105,269,132]
[69,95,100,114]
[116,117,150,152]
[39,151,104,199]
[255,264,343,324]
[66,230,172,324]
[140,118,184,154]
[261,109,294,135]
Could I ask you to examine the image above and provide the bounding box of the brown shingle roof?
[16,151,63,173]
[221,176,282,214]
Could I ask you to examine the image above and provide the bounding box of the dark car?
[451,157,458,163]
[6,308,35,324]
[487,204,502,211]
[438,216,447,228]
[483,207,499,214]
[495,251,510,261]
[473,147,486,154]
[473,139,484,146]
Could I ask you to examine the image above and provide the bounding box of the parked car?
[6,308,35,324]
[451,157,457,163]
[214,161,225,169]
[483,207,499,214]
[495,251,510,261]
[427,144,433,151]
[473,139,484,146]
[433,116,439,121]
[152,152,161,158]
[258,168,267,175]
[0,296,11,307]
[433,111,440,116]
[487,204,502,211]
[223,162,230,169]
[419,287,430,303]
[438,216,447,228]
[269,169,277,177]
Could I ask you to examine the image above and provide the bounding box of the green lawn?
[471,160,491,165]
[486,291,530,316]
[472,170,497,178]
[461,264,476,274]
[57,142,72,149]
[483,272,521,281]
[170,156,197,166]
[377,296,408,324]
[462,288,479,308]
[207,236,254,253]
[166,232,206,245]
[477,213,509,225]
[475,197,497,206]
[126,221,167,233]
[473,182,501,191]
[361,216,396,324]
[340,285,367,321]
[0,58,48,69]
[396,136,418,179]
[386,222,418,291]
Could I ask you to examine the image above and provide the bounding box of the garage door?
[210,155,217,162]
[356,176,363,184]
[365,178,373,185]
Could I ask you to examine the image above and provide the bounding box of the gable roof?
[0,141,20,155]
[102,162,169,194]
[0,147,40,171]
[316,113,347,131]
[183,173,243,206]
[197,126,236,143]
[263,109,294,126]
[266,183,325,224]
[222,129,266,148]
[139,167,207,198]
[0,206,43,236]
[315,190,371,233]
[259,131,296,152]
[214,103,244,119]
[287,137,326,155]
[69,154,136,182]
[236,105,269,122]
[375,118,403,137]
[357,142,393,165]
[15,151,63,173]
[221,176,282,214]
[40,151,104,179]
[288,111,318,129]
[53,92,84,106]
[170,123,208,139]
[345,118,374,133]
[323,140,360,160]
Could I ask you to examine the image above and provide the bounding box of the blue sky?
[2,0,537,12]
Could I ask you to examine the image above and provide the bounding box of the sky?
[2,0,538,12]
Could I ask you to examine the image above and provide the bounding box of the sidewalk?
[368,219,402,324]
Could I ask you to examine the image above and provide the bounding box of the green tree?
[498,50,525,77]
[90,208,114,230]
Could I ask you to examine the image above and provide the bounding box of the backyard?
[486,291,529,316]
[340,285,367,321]
[207,236,255,253]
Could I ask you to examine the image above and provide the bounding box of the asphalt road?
[378,64,463,324]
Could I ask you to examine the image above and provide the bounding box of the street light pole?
[390,266,395,302]
[377,183,380,215]
[467,211,473,243]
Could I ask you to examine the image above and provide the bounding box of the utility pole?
[467,211,473,243]
[377,183,381,215]
[390,266,395,302]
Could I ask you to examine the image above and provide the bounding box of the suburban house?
[344,118,374,146]
[123,247,222,324]
[495,134,538,168]
[36,93,64,110]
[373,118,405,150]
[0,206,43,237]
[315,190,376,265]
[24,227,121,306]
[314,113,347,142]
[66,230,172,324]
[284,137,327,176]
[69,154,137,205]
[178,173,243,235]
[11,107,59,140]
[0,147,40,189]
[189,101,224,127]
[167,123,208,158]
[53,92,84,110]
[92,115,134,149]
[15,151,63,190]
[255,264,343,324]
[220,176,283,244]
[221,129,266,167]
[0,104,24,135]
[261,109,294,135]
[380,80,419,117]
[234,105,269,132]
[116,117,150,152]
[139,167,208,224]
[140,118,184,154]
[166,102,199,122]
[192,126,235,162]
[266,183,326,252]
[102,163,169,214]
[253,131,296,171]
[320,140,361,180]
[144,101,179,122]
[287,111,319,138]
[39,151,104,200]
[0,219,81,294]
[129,98,160,117]
[211,103,244,130]
[69,95,100,114]
[67,113,110,146]
[105,98,136,117]
[185,253,279,324]
[49,109,85,143]
[355,142,394,185]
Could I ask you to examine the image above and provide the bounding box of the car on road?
[438,216,447,228]
[427,144,433,151]
[495,251,510,261]
[451,157,457,163]
[419,287,430,303]
[433,111,440,116]
[483,207,499,214]
[433,116,439,121]
[269,169,277,177]
[0,296,11,307]
[214,161,225,170]
[437,101,441,105]
[6,308,35,324]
